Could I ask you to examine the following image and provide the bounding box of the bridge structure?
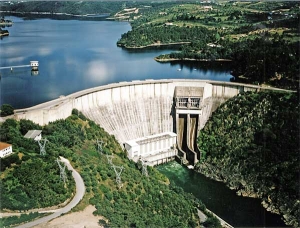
[0,61,39,75]
[13,79,291,165]
[0,64,31,70]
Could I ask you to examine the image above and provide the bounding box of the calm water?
[157,161,288,227]
[0,16,232,109]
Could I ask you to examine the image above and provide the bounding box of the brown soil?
[34,205,107,228]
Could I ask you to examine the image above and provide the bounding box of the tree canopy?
[0,104,14,117]
[197,91,300,227]
[0,110,217,227]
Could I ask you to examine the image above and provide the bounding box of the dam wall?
[14,79,286,144]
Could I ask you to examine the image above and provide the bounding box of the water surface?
[0,16,232,109]
[157,161,288,227]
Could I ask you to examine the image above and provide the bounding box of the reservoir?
[157,161,288,227]
[0,16,231,109]
[0,16,287,226]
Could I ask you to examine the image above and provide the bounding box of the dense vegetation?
[116,1,299,89]
[117,25,214,48]
[0,1,127,16]
[157,32,299,89]
[0,212,49,227]
[196,91,300,227]
[0,111,219,227]
[0,119,75,210]
[0,104,14,117]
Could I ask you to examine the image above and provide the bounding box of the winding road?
[16,157,85,228]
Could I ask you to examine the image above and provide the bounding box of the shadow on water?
[157,161,289,227]
[3,12,110,21]
[119,44,182,54]
[169,60,233,73]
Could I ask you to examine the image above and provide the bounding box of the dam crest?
[14,79,286,165]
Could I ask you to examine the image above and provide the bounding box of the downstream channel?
[157,161,288,227]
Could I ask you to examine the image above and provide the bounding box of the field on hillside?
[116,1,299,89]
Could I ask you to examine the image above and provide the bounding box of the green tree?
[0,104,14,116]
[20,119,42,135]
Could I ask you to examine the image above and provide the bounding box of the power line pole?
[140,158,149,177]
[37,138,48,156]
[112,165,124,188]
[96,139,103,155]
[106,154,114,166]
[56,158,67,184]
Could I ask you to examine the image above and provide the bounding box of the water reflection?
[31,70,39,76]
[86,60,116,84]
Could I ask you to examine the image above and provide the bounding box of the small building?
[24,130,42,141]
[30,61,39,71]
[0,142,13,158]
[124,132,177,166]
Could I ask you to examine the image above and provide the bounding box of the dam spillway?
[14,79,287,164]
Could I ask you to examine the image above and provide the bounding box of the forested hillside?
[196,91,300,227]
[0,111,219,227]
[116,1,299,89]
[117,25,214,48]
[0,1,126,15]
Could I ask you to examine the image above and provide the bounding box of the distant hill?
[0,1,126,16]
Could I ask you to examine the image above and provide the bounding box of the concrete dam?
[14,79,284,165]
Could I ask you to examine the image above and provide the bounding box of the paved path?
[15,157,85,228]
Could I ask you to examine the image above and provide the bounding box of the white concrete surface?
[14,79,290,144]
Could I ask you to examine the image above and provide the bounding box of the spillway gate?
[175,86,203,166]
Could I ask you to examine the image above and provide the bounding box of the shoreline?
[0,11,110,18]
[117,41,191,49]
[195,163,287,225]
[154,57,232,62]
